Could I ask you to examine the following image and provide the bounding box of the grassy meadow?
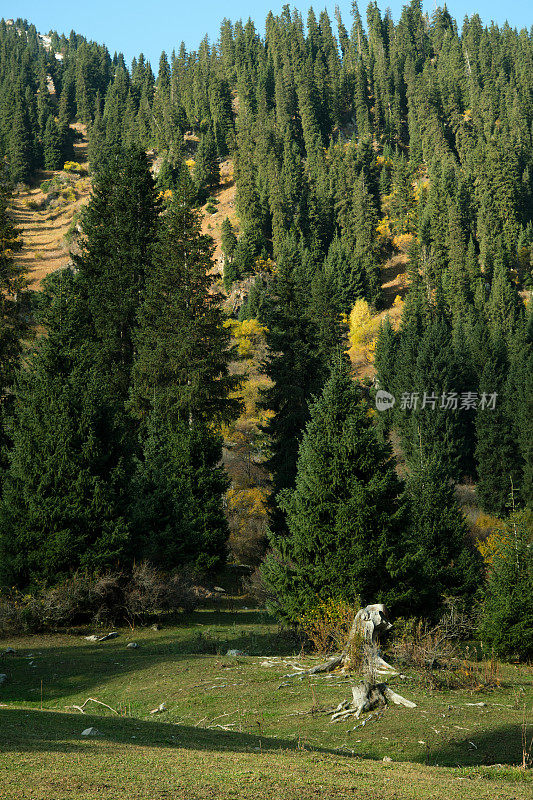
[0,608,531,799]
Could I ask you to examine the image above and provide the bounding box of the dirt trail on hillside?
[10,123,91,290]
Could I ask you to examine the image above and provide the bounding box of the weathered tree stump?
[281,603,416,720]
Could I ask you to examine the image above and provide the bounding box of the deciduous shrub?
[298,598,360,656]
[63,161,87,175]
[0,562,197,634]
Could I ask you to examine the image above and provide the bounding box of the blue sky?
[5,1,531,70]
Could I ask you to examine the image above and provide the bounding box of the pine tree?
[262,360,404,621]
[75,145,159,394]
[43,115,63,170]
[130,201,240,570]
[389,455,481,617]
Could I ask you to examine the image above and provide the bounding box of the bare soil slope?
[10,123,91,289]
[200,159,238,273]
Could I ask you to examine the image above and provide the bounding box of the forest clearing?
[1,609,532,800]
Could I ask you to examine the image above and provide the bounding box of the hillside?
[10,124,91,289]
[200,158,239,269]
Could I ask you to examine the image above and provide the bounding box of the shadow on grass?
[425,723,528,767]
[0,610,298,704]
[0,708,350,758]
[1,709,528,771]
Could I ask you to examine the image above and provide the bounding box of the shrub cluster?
[0,562,197,635]
[63,161,87,175]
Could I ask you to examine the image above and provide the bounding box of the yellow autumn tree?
[222,318,272,564]
[347,299,381,366]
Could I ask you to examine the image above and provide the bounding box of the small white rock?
[84,632,119,642]
[126,642,139,649]
[98,632,119,642]
[383,756,392,763]
[150,703,167,714]
[226,649,247,657]
[81,727,101,736]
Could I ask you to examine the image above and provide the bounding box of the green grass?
[0,610,531,799]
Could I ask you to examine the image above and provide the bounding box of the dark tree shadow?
[0,611,298,703]
[424,723,528,767]
[0,708,354,758]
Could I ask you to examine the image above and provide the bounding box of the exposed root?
[330,681,416,722]
[66,697,119,715]
[331,681,416,722]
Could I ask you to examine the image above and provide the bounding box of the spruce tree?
[131,201,239,425]
[262,359,404,621]
[0,274,131,587]
[75,145,159,394]
[9,102,34,184]
[130,201,239,570]
[389,455,481,618]
[43,115,63,170]
[194,129,220,203]
[221,216,238,290]
[0,182,27,473]
[261,246,324,534]
[129,406,197,569]
[480,510,533,660]
[324,233,365,313]
[475,337,522,514]
[0,182,26,393]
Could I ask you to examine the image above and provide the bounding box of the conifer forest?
[0,5,532,797]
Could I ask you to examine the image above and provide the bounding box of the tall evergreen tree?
[75,146,159,394]
[0,182,27,472]
[194,129,220,203]
[261,244,325,534]
[475,337,522,514]
[43,115,63,170]
[130,201,240,570]
[0,272,132,587]
[221,216,239,290]
[389,455,481,617]
[262,359,404,621]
